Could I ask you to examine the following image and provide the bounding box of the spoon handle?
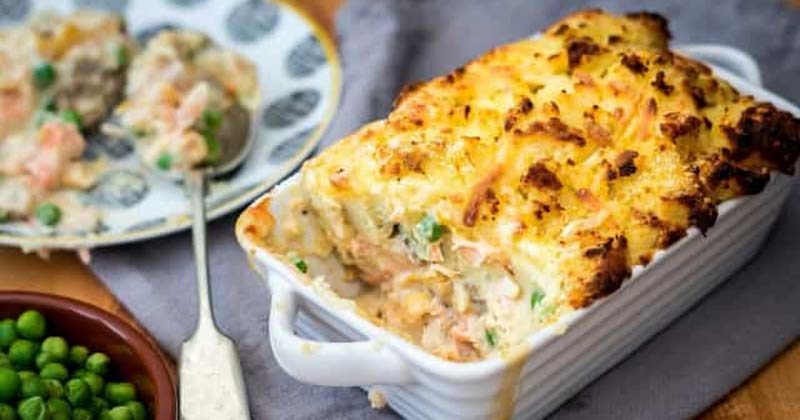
[187,170,217,332]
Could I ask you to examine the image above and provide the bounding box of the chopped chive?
[115,44,129,68]
[60,109,82,128]
[485,329,497,347]
[156,153,172,171]
[0,209,8,223]
[530,289,545,309]
[415,214,445,242]
[33,62,56,90]
[292,257,308,274]
[35,203,61,226]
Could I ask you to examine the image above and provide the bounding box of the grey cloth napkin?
[91,0,800,419]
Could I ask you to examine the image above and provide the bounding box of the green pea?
[89,397,108,416]
[155,153,172,171]
[40,363,68,382]
[78,373,103,397]
[65,379,91,408]
[15,312,46,341]
[41,379,63,399]
[33,354,53,372]
[33,62,56,90]
[104,382,135,406]
[8,341,37,369]
[16,396,46,420]
[46,398,70,420]
[0,403,15,420]
[124,402,145,420]
[59,109,81,129]
[415,214,445,242]
[107,406,133,420]
[40,338,68,363]
[15,373,35,383]
[20,376,47,399]
[85,353,109,377]
[71,408,93,420]
[0,320,16,350]
[0,368,21,403]
[0,354,9,369]
[68,347,89,368]
[36,203,61,226]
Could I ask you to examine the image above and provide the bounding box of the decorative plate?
[0,0,340,249]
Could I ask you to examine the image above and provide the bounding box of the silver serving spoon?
[176,105,252,419]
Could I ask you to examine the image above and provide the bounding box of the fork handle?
[187,170,217,333]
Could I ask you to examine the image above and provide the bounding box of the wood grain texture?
[0,0,797,418]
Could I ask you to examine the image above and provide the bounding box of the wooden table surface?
[1,1,798,418]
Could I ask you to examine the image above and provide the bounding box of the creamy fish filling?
[0,11,133,231]
[108,30,258,173]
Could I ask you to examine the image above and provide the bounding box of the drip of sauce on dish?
[491,343,530,419]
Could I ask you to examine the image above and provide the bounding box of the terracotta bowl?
[0,292,176,420]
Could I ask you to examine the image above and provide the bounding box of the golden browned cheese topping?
[302,9,799,310]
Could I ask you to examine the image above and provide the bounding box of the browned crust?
[723,103,800,174]
[504,97,534,132]
[651,71,674,95]
[566,36,601,69]
[521,162,563,190]
[393,81,424,108]
[704,157,771,196]
[571,236,631,307]
[615,150,639,177]
[621,53,649,74]
[463,169,502,227]
[668,193,718,233]
[515,117,586,146]
[624,11,672,41]
[660,112,702,140]
[235,197,275,249]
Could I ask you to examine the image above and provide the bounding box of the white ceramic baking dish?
[236,44,799,419]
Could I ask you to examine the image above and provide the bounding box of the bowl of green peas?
[0,292,176,420]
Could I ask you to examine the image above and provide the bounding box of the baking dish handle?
[676,44,762,87]
[268,274,414,386]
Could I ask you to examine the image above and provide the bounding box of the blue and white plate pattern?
[0,0,340,249]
